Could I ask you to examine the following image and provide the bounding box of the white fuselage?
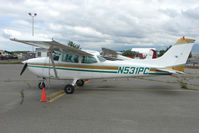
[24,55,170,80]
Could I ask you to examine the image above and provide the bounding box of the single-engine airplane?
[10,36,195,94]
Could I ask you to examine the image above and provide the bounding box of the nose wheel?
[38,82,45,89]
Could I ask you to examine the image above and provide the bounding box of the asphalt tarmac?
[0,64,199,133]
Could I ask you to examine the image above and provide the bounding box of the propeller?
[20,63,28,76]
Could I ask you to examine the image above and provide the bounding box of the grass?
[174,74,189,89]
[178,80,189,89]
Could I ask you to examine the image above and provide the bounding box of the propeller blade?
[20,63,28,76]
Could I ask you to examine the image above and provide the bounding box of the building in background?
[17,52,35,60]
[192,52,199,58]
[35,48,48,57]
[186,52,199,67]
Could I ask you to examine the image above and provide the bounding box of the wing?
[10,38,93,56]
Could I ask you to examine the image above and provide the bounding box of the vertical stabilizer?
[154,37,195,72]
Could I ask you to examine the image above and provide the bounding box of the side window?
[62,54,68,62]
[53,51,60,61]
[67,55,73,62]
[62,54,79,63]
[71,55,79,63]
[81,56,97,63]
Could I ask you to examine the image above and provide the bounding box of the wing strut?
[49,49,58,79]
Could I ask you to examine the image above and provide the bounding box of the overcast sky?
[0,0,199,51]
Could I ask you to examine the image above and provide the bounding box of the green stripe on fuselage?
[28,65,172,75]
[28,65,118,74]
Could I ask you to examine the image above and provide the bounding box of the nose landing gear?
[38,82,45,89]
[38,78,46,89]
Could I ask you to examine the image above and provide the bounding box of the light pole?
[28,13,37,53]
[28,13,37,36]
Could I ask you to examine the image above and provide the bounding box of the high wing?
[10,38,93,79]
[10,38,93,57]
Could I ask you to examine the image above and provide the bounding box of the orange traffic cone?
[40,88,48,102]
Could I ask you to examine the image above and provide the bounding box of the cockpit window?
[81,56,97,63]
[53,51,60,61]
[97,56,106,62]
[62,54,79,63]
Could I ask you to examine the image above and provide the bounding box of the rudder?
[154,37,195,72]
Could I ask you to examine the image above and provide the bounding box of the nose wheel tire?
[38,82,45,89]
[76,80,84,87]
[64,85,75,94]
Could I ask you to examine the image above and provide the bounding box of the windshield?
[97,56,106,62]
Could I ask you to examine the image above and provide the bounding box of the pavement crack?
[20,89,24,105]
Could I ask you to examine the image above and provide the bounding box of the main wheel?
[38,82,45,89]
[76,80,84,87]
[64,85,75,94]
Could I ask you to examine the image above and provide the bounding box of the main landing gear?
[64,85,75,94]
[64,79,85,94]
[38,78,46,89]
[76,80,84,87]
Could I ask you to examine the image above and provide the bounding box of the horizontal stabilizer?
[156,68,185,74]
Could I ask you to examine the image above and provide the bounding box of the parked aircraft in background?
[101,48,133,61]
[101,47,157,61]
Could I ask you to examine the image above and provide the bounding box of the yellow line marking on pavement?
[48,92,66,103]
[47,90,64,98]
